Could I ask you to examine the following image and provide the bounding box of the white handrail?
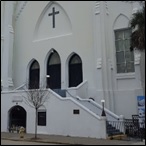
[76,96,120,121]
[13,83,26,91]
[46,89,102,120]
[66,80,88,90]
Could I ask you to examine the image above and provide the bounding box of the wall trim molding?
[1,35,4,40]
[15,1,28,21]
[8,25,14,34]
[95,1,100,15]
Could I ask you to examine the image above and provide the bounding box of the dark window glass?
[29,60,40,89]
[73,109,80,114]
[38,112,46,126]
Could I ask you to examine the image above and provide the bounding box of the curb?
[1,137,74,145]
[2,137,145,145]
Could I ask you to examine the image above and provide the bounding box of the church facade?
[1,1,143,138]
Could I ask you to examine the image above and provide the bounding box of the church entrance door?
[47,51,61,89]
[9,105,26,132]
[69,54,83,87]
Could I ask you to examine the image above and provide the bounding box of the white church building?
[1,1,144,138]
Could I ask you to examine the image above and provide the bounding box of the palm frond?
[130,4,145,51]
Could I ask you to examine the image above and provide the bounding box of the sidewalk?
[1,132,145,145]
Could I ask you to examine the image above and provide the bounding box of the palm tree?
[129,2,145,95]
[130,2,145,51]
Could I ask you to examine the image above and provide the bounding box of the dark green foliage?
[130,2,145,51]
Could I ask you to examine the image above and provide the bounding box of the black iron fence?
[106,121,124,136]
[106,119,145,140]
[124,119,145,140]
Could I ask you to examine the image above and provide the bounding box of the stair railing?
[66,80,88,99]
[66,89,123,122]
[76,96,123,121]
[13,83,26,91]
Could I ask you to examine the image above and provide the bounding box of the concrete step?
[107,134,127,140]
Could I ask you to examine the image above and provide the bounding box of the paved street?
[1,132,145,145]
[1,139,60,145]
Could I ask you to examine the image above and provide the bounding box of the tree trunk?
[35,108,38,139]
[140,50,145,96]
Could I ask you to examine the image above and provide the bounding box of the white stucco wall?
[1,90,107,139]
[1,91,35,133]
[13,1,95,91]
[14,1,142,114]
[1,2,144,137]
[101,1,143,115]
[46,90,106,138]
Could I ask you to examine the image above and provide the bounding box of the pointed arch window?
[115,29,134,73]
[48,51,61,65]
[70,55,82,64]
[47,51,61,89]
[29,60,40,89]
[69,54,83,87]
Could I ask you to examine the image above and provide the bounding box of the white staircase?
[65,89,121,121]
[65,89,125,136]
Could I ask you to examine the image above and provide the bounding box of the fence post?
[119,115,125,134]
[100,116,107,139]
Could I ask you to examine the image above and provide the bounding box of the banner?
[137,96,145,128]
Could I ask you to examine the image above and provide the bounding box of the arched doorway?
[29,60,40,89]
[9,105,26,130]
[47,51,61,89]
[69,54,83,87]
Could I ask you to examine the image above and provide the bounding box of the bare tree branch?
[20,80,50,139]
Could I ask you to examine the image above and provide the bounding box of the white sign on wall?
[12,96,23,103]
